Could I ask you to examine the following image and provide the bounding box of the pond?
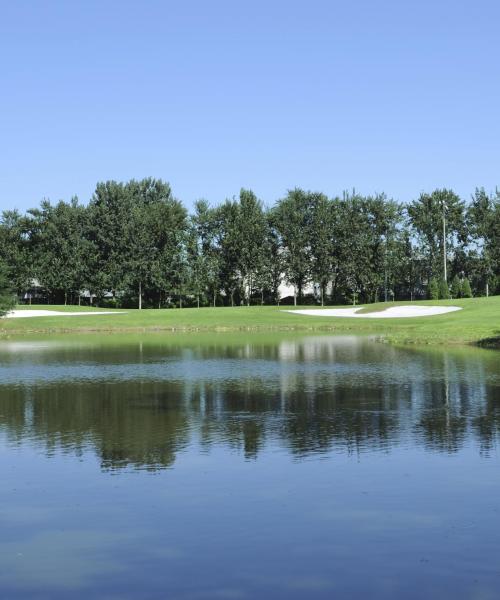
[0,334,499,599]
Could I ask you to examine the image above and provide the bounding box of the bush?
[428,277,440,300]
[450,275,461,299]
[0,260,15,316]
[461,278,472,298]
[439,279,450,299]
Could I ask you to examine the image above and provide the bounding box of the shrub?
[461,278,472,298]
[450,275,461,299]
[0,260,15,316]
[439,279,450,299]
[428,277,440,300]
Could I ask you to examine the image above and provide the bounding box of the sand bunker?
[5,310,127,318]
[284,305,462,319]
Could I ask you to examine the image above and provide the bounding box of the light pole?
[441,199,447,283]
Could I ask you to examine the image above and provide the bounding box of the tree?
[87,178,186,308]
[331,192,393,304]
[273,189,312,305]
[237,189,267,305]
[257,212,283,305]
[408,189,466,283]
[467,188,499,296]
[190,200,222,307]
[439,279,450,300]
[309,193,333,305]
[0,210,34,299]
[450,275,461,299]
[28,198,90,304]
[215,199,243,306]
[461,278,472,298]
[428,277,439,300]
[0,259,15,316]
[124,179,186,309]
[366,194,402,302]
[86,180,131,300]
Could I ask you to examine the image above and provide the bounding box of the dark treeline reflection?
[1,337,499,469]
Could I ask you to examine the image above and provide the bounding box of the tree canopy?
[0,259,15,316]
[1,179,499,308]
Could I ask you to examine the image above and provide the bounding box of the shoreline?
[1,298,499,348]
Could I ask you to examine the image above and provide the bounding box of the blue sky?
[1,0,499,213]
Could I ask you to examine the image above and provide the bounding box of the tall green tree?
[237,189,267,305]
[408,189,466,284]
[309,193,333,306]
[0,259,15,315]
[88,178,186,308]
[28,198,89,304]
[0,210,34,299]
[273,189,312,305]
[215,199,243,306]
[257,211,283,305]
[467,187,499,295]
[331,193,378,303]
[190,200,222,307]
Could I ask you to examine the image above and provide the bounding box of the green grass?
[1,296,500,347]
[12,304,108,312]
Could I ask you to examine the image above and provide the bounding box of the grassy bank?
[1,296,499,346]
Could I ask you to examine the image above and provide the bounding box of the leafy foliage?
[0,259,15,316]
[439,279,450,300]
[461,278,473,298]
[428,278,440,300]
[1,181,499,308]
[450,275,461,299]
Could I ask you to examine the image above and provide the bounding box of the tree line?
[1,178,499,309]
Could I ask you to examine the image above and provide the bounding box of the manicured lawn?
[1,296,499,346]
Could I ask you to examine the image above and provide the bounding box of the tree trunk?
[213,290,216,307]
[321,285,324,307]
[64,291,67,306]
[138,281,142,310]
[197,294,200,309]
[294,286,297,307]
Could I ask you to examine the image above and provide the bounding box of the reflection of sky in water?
[0,336,499,599]
[1,336,498,389]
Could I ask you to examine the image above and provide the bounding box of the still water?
[0,334,499,599]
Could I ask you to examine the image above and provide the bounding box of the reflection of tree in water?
[283,383,401,456]
[412,352,500,453]
[0,382,190,471]
[1,339,500,469]
[469,385,500,457]
[191,382,274,460]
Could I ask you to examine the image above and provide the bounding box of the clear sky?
[1,0,499,213]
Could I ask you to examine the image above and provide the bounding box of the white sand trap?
[4,310,127,319]
[284,305,462,319]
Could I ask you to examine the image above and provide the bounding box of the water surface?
[1,334,499,599]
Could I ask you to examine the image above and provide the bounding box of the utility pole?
[442,200,447,283]
[384,231,388,302]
